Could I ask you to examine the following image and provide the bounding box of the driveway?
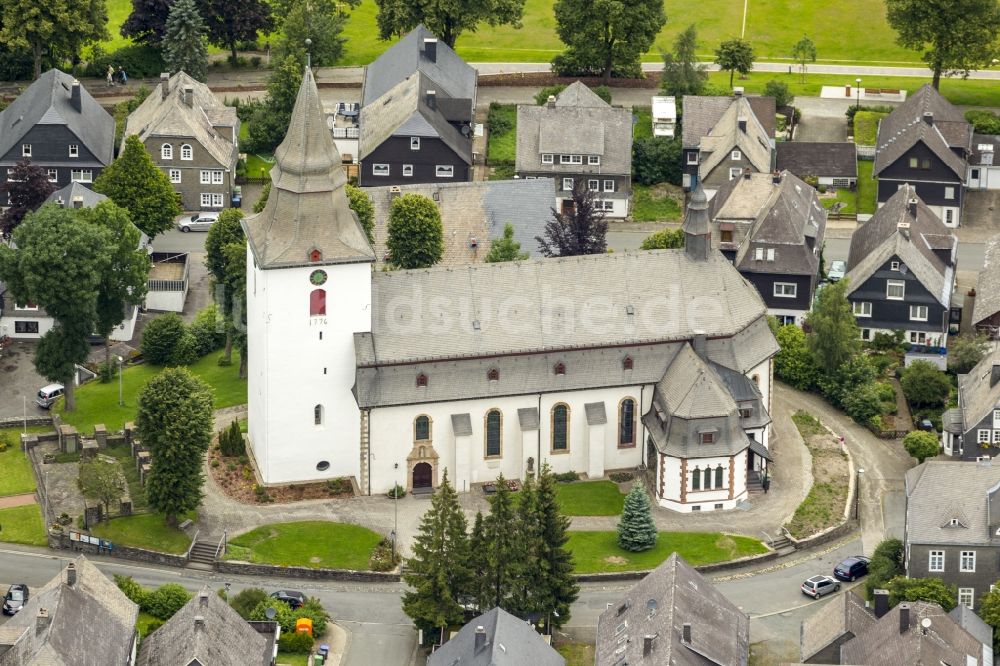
[793,116,848,142]
[0,340,48,421]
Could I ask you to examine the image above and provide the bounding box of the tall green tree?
[246,55,302,153]
[136,367,214,525]
[0,159,56,237]
[204,208,245,364]
[477,474,523,611]
[640,228,684,250]
[617,484,658,552]
[901,360,951,406]
[79,461,126,522]
[903,430,941,463]
[949,333,991,374]
[402,470,472,640]
[536,183,608,257]
[222,241,248,378]
[374,0,525,48]
[773,324,820,390]
[508,474,544,618]
[535,465,578,630]
[804,279,860,373]
[468,511,487,611]
[94,135,182,239]
[122,0,173,44]
[714,38,755,89]
[885,0,1000,89]
[485,223,529,263]
[977,584,1000,651]
[200,0,274,65]
[0,0,108,79]
[552,0,666,83]
[386,193,444,269]
[345,183,375,244]
[162,0,209,81]
[0,205,110,411]
[276,0,345,67]
[661,24,707,96]
[632,136,683,186]
[791,35,817,83]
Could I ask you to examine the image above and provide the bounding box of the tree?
[949,333,991,374]
[122,0,174,44]
[805,279,860,373]
[94,135,182,240]
[141,312,187,365]
[477,474,523,611]
[534,464,578,630]
[229,588,268,619]
[222,241,248,378]
[485,223,529,263]
[204,208,245,364]
[773,324,820,390]
[276,0,345,67]
[903,430,941,464]
[162,0,209,81]
[764,80,792,108]
[885,0,1000,89]
[817,355,876,409]
[977,585,1000,652]
[386,193,444,269]
[901,360,951,406]
[0,205,110,411]
[885,576,957,611]
[842,381,883,427]
[468,511,487,611]
[790,35,817,83]
[714,38,755,89]
[640,227,684,250]
[535,183,608,257]
[865,538,904,598]
[345,183,374,244]
[551,0,666,83]
[660,24,707,96]
[0,0,108,79]
[0,159,56,237]
[402,470,472,639]
[632,137,683,186]
[136,366,213,525]
[617,484,657,552]
[374,0,525,49]
[200,0,274,65]
[79,460,126,521]
[508,474,543,618]
[246,56,302,153]
[534,84,611,106]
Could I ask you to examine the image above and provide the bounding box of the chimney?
[692,333,707,359]
[990,363,1000,388]
[72,196,83,209]
[772,170,782,184]
[182,85,193,108]
[423,38,438,62]
[35,608,51,636]
[426,89,437,110]
[198,590,209,608]
[922,111,934,126]
[873,589,890,618]
[389,185,401,200]
[70,80,81,113]
[160,73,170,100]
[899,603,911,634]
[643,635,656,656]
[733,86,744,97]
[194,615,205,630]
[474,625,487,654]
[907,197,918,218]
[547,95,557,109]
[681,623,692,644]
[897,221,911,240]
[65,562,77,587]
[738,116,747,133]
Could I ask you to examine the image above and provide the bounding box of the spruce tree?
[479,475,523,611]
[468,511,487,612]
[617,484,658,552]
[402,470,471,641]
[162,0,209,82]
[508,474,543,619]
[535,464,579,629]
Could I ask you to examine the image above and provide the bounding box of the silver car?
[827,260,847,282]
[177,212,220,232]
[801,575,840,599]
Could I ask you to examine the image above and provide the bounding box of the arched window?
[161,144,172,160]
[314,404,323,425]
[623,356,634,371]
[485,409,502,457]
[554,362,566,376]
[715,465,724,489]
[703,467,712,489]
[487,368,499,382]
[180,144,193,160]
[416,373,428,388]
[551,404,569,451]
[692,468,701,491]
[310,289,326,316]
[619,398,635,447]
[414,415,430,441]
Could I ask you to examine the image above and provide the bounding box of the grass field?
[566,530,767,573]
[487,104,517,164]
[556,642,596,665]
[631,184,683,222]
[0,432,37,497]
[136,612,161,638]
[633,107,652,141]
[857,160,877,214]
[821,187,857,216]
[555,481,625,516]
[55,351,247,435]
[853,111,888,145]
[89,512,195,553]
[0,505,48,546]
[276,653,311,666]
[226,521,383,570]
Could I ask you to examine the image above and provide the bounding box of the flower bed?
[482,479,521,494]
[208,446,352,504]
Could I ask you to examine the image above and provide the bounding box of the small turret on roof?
[683,185,712,261]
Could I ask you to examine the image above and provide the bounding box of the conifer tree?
[617,484,658,552]
[535,464,579,629]
[402,470,472,641]
[478,475,523,611]
[508,474,543,618]
[162,0,209,82]
[468,510,487,612]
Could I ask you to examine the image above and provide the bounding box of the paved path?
[0,493,36,509]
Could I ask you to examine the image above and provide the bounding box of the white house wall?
[553,195,629,219]
[657,450,749,513]
[0,315,54,339]
[144,290,186,313]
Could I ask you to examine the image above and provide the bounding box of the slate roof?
[799,590,876,662]
[243,67,375,269]
[942,407,964,434]
[0,69,114,166]
[972,234,1000,327]
[957,344,1000,438]
[681,95,776,150]
[364,179,552,265]
[844,185,956,305]
[124,71,238,168]
[905,460,1000,547]
[361,25,476,107]
[0,556,138,666]
[775,141,858,178]
[358,72,472,163]
[948,602,994,650]
[428,607,564,666]
[697,96,774,179]
[137,588,273,666]
[709,171,779,222]
[595,553,749,666]
[874,84,970,179]
[45,182,108,208]
[516,82,632,175]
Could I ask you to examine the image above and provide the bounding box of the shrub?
[901,360,951,407]
[869,330,905,352]
[966,109,1000,135]
[251,598,296,632]
[487,102,513,135]
[369,537,400,571]
[253,484,273,502]
[327,477,353,495]
[763,79,792,108]
[609,471,634,483]
[842,381,883,427]
[534,85,567,105]
[144,583,192,620]
[114,575,148,607]
[845,104,895,123]
[632,136,682,186]
[774,324,820,390]
[294,597,329,635]
[865,538,904,598]
[211,458,220,467]
[83,44,166,78]
[903,430,941,463]
[554,471,579,483]
[188,304,225,357]
[874,381,895,404]
[170,330,200,366]
[250,56,262,68]
[229,587,268,619]
[97,361,116,383]
[218,420,245,457]
[948,333,991,375]
[387,484,406,499]
[141,313,186,365]
[278,631,314,653]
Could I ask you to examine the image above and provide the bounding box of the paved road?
[152,227,210,254]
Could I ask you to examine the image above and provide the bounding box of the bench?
[178,519,193,530]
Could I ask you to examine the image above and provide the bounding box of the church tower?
[243,67,375,484]
[683,184,712,261]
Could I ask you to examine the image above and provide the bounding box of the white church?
[243,69,780,512]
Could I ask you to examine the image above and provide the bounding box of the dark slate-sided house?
[873,84,971,227]
[943,345,1000,459]
[427,607,564,666]
[0,69,114,191]
[844,185,956,348]
[681,90,775,195]
[775,141,857,188]
[358,25,475,186]
[904,461,1000,612]
[596,552,749,665]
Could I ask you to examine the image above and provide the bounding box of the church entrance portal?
[412,462,432,489]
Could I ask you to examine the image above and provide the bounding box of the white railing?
[332,127,359,139]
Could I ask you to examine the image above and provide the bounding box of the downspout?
[639,384,646,468]
[366,408,372,497]
[537,393,542,477]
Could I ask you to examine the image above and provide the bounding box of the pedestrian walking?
[118,67,128,86]
[106,65,115,87]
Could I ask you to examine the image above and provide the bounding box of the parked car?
[801,575,840,599]
[3,584,29,615]
[36,383,65,409]
[177,212,220,232]
[270,590,307,609]
[833,556,871,582]
[827,260,847,282]
[918,419,935,432]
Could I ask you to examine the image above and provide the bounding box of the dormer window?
[487,368,499,381]
[161,144,173,160]
[410,137,420,150]
[554,362,565,376]
[21,144,30,157]
[416,373,428,388]
[542,154,554,164]
[623,356,633,371]
[68,144,78,158]
[700,432,715,444]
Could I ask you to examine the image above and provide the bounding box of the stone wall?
[48,530,189,568]
[573,549,782,582]
[216,559,400,583]
[0,416,53,429]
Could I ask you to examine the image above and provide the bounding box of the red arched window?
[416,373,428,388]
[310,289,326,316]
[487,368,499,381]
[623,355,634,371]
[309,249,323,262]
[554,362,566,376]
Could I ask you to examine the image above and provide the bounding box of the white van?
[36,384,64,409]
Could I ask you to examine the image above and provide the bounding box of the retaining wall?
[48,530,189,568]
[215,559,400,583]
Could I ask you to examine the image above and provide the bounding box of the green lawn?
[246,153,275,180]
[556,642,596,666]
[226,521,383,570]
[136,612,161,638]
[821,188,857,216]
[0,505,48,546]
[566,531,767,573]
[631,184,682,222]
[276,653,311,666]
[853,111,888,145]
[89,512,194,554]
[487,104,517,165]
[55,351,247,435]
[0,432,37,497]
[633,107,652,141]
[555,481,625,516]
[791,411,826,438]
[857,160,877,214]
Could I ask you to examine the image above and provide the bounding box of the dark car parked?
[3,583,29,615]
[834,556,871,582]
[270,590,306,609]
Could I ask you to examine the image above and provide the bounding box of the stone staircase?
[770,533,795,556]
[187,540,219,571]
[747,470,764,493]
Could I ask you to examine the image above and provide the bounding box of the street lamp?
[855,468,865,520]
[116,356,124,407]
[392,462,399,560]
[223,582,231,601]
[855,78,862,112]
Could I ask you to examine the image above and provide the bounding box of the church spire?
[683,184,712,262]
